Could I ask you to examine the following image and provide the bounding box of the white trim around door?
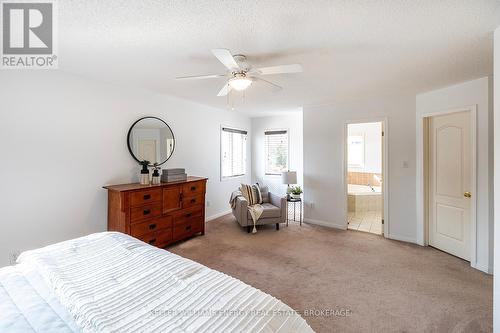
[343,117,389,237]
[416,105,478,268]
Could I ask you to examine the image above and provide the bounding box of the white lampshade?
[228,77,252,91]
[281,171,297,185]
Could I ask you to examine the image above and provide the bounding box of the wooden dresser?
[104,176,208,248]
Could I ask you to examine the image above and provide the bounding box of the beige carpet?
[167,214,492,333]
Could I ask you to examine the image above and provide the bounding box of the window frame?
[264,128,290,176]
[220,125,248,181]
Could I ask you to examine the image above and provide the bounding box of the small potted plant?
[290,186,303,199]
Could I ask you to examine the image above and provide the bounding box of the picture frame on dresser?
[103,176,208,247]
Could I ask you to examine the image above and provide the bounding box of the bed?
[0,232,314,333]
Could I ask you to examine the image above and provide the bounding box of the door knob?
[464,192,471,198]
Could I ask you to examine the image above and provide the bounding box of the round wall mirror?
[127,116,175,166]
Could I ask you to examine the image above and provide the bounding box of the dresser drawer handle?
[143,194,151,200]
[185,213,192,218]
[190,198,196,203]
[190,186,196,191]
[148,223,156,230]
[185,226,191,231]
[143,209,151,215]
[148,238,156,245]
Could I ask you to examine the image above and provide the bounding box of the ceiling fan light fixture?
[228,76,252,91]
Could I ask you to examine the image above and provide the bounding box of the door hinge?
[381,219,384,224]
[382,131,385,136]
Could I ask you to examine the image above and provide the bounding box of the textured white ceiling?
[58,1,500,115]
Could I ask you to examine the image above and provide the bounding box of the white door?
[138,139,157,164]
[429,111,472,260]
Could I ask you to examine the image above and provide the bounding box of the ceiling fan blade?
[176,74,226,80]
[255,64,302,75]
[211,49,240,71]
[217,83,232,96]
[252,77,282,90]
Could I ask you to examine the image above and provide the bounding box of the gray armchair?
[231,186,287,233]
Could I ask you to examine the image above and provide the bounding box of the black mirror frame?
[127,116,176,166]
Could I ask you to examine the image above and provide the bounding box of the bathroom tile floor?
[347,211,382,235]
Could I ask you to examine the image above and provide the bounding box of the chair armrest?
[235,196,248,225]
[270,193,287,222]
[269,192,285,208]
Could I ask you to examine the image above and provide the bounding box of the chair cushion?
[259,185,270,203]
[247,203,281,219]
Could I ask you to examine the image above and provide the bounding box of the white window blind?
[221,127,247,179]
[265,130,288,175]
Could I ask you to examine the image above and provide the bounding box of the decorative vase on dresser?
[104,176,208,248]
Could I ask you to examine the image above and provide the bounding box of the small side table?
[286,197,302,226]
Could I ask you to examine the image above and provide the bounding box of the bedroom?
[1,1,500,333]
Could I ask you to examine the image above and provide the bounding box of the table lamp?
[281,171,297,198]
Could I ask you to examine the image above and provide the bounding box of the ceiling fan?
[175,49,302,96]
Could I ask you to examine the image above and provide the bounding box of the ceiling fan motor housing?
[232,54,250,72]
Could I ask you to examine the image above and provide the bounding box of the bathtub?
[348,184,381,212]
[348,184,381,195]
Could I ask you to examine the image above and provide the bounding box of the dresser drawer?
[172,222,194,241]
[130,203,162,222]
[173,223,191,240]
[140,231,160,246]
[173,206,203,226]
[182,193,204,209]
[156,228,173,247]
[182,181,205,195]
[137,228,172,248]
[190,217,203,233]
[130,215,172,237]
[173,218,203,240]
[130,189,162,207]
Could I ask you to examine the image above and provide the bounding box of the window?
[265,130,288,175]
[348,135,364,168]
[221,127,247,179]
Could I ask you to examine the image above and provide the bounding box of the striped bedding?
[12,232,313,333]
[0,263,80,332]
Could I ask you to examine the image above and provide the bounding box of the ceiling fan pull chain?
[231,91,235,111]
[226,89,235,111]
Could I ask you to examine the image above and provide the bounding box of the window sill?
[220,174,247,182]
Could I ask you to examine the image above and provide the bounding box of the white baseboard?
[471,261,493,275]
[386,233,417,244]
[303,218,347,230]
[205,210,232,222]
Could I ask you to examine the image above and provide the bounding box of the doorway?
[138,139,157,164]
[423,110,475,261]
[345,121,385,235]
